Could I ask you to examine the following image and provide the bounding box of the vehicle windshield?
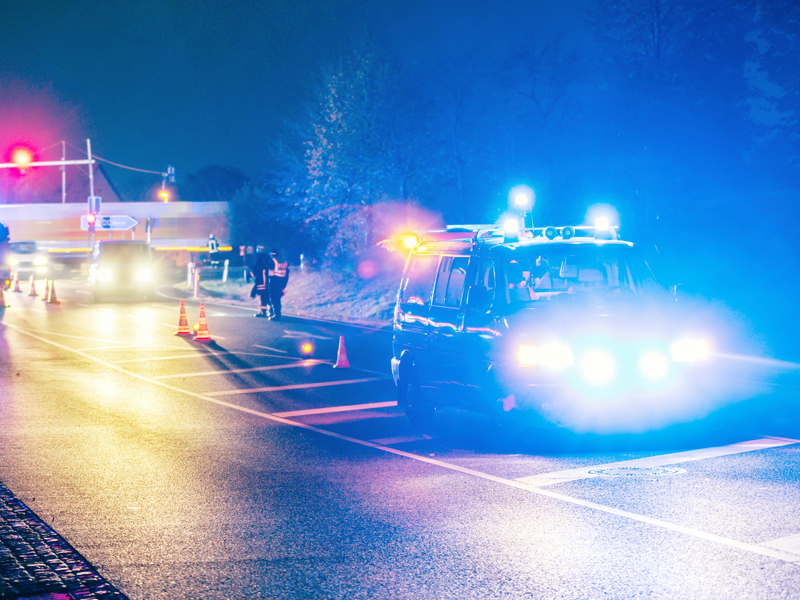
[504,243,659,303]
[97,243,151,262]
[10,242,38,254]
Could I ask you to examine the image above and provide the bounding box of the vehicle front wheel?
[484,365,514,429]
[397,363,435,430]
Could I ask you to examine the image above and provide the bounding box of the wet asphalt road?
[0,279,799,599]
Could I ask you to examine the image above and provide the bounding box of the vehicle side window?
[444,257,469,307]
[401,254,439,305]
[476,258,495,296]
[432,256,454,306]
[432,256,469,308]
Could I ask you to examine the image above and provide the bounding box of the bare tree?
[503,36,583,135]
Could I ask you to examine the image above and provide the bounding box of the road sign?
[87,196,102,214]
[80,214,139,231]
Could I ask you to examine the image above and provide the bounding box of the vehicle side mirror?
[466,285,492,311]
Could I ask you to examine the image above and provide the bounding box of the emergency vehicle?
[391,218,711,430]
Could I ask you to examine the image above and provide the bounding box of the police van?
[391,219,710,430]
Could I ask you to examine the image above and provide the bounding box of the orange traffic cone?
[175,300,192,336]
[27,275,37,297]
[12,272,21,292]
[333,335,350,369]
[46,280,60,304]
[41,279,51,301]
[0,285,8,308]
[194,302,212,341]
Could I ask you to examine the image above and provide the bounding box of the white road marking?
[282,330,335,340]
[76,303,89,307]
[207,378,381,397]
[370,433,433,445]
[80,343,187,351]
[273,400,398,417]
[5,321,800,566]
[253,344,287,354]
[76,290,91,295]
[112,351,303,364]
[517,438,799,487]
[160,322,178,328]
[152,359,323,380]
[761,533,800,555]
[4,327,152,345]
[99,308,115,312]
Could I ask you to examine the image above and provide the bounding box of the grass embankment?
[197,267,400,328]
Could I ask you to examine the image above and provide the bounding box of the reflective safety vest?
[269,259,288,278]
[256,270,267,290]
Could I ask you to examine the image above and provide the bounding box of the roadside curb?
[0,481,128,600]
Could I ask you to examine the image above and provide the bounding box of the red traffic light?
[12,148,33,167]
[6,145,36,174]
[86,214,96,224]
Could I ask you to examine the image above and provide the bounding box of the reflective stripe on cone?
[194,302,212,342]
[175,300,192,335]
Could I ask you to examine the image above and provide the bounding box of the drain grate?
[587,466,686,478]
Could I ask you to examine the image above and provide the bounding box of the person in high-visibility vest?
[268,249,289,321]
[208,234,220,265]
[250,247,272,318]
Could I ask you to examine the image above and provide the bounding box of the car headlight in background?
[33,256,47,266]
[580,349,616,385]
[671,339,709,362]
[518,342,574,369]
[136,268,152,281]
[96,268,113,282]
[639,350,669,380]
[8,257,19,266]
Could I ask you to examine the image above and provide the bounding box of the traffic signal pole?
[87,139,95,201]
[61,141,66,204]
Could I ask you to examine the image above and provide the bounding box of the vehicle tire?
[484,365,512,428]
[397,354,435,429]
[405,380,435,430]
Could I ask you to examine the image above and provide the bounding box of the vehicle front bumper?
[494,360,714,431]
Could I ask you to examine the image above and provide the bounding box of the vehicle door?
[462,256,501,396]
[393,251,440,380]
[427,254,471,401]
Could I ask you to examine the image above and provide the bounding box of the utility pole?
[61,141,66,204]
[87,138,95,200]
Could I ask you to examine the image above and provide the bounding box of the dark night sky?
[1,0,582,180]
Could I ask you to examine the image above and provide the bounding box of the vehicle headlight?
[639,350,669,379]
[8,257,18,266]
[136,268,152,281]
[580,350,616,385]
[33,256,47,266]
[518,342,574,369]
[96,268,113,282]
[671,339,709,362]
